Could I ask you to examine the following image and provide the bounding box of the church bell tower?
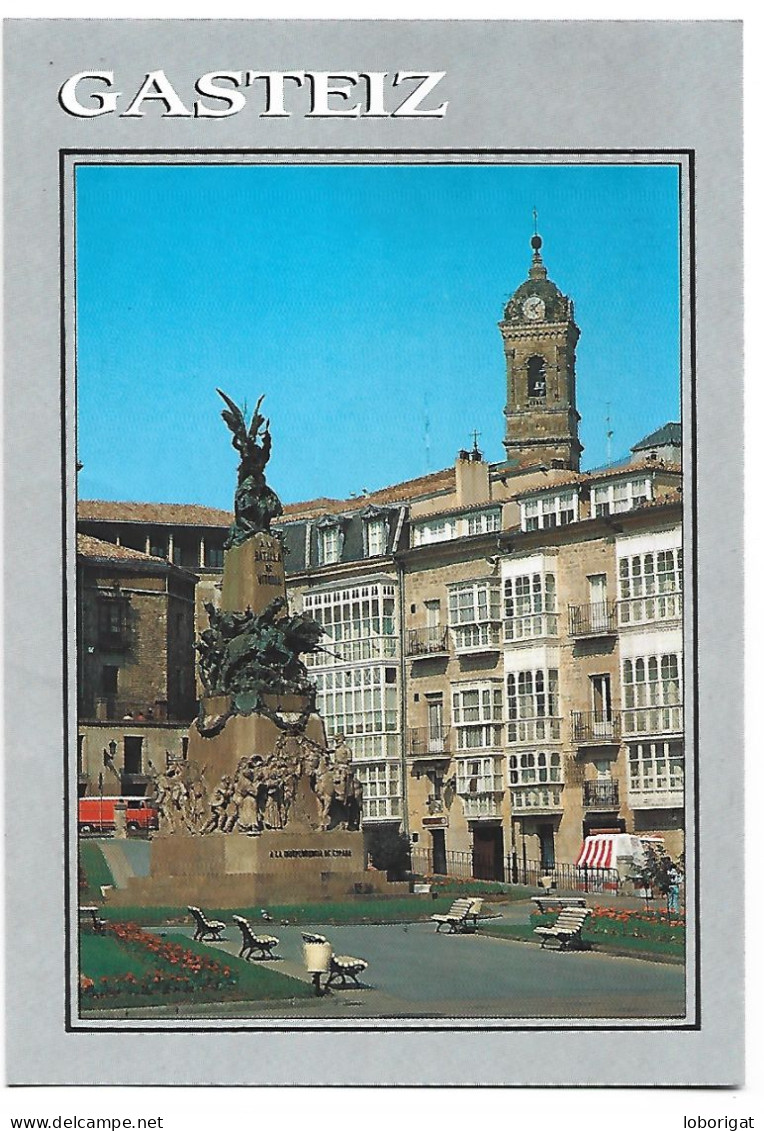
[499,231,583,471]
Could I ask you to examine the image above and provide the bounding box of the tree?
[634,844,684,923]
[365,826,412,881]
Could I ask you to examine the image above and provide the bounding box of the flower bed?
[80,922,236,1002]
[531,906,685,945]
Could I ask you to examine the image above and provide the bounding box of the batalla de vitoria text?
[59,70,449,119]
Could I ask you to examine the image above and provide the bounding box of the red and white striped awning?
[576,835,615,869]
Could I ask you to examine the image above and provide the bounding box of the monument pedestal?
[106,829,407,907]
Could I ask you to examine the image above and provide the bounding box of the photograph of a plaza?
[73,160,687,1022]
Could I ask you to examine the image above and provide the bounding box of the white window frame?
[520,491,578,532]
[447,579,501,652]
[412,517,456,546]
[504,571,557,640]
[622,653,683,736]
[452,683,503,751]
[318,523,342,565]
[355,760,402,820]
[619,546,683,625]
[466,509,501,536]
[303,583,398,665]
[364,516,388,558]
[593,476,652,518]
[509,750,564,810]
[506,668,561,743]
[455,753,504,794]
[627,741,684,801]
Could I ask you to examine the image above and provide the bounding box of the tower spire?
[529,212,546,280]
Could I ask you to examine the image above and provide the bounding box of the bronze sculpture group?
[161,390,363,838]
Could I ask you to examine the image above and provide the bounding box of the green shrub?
[364,825,411,880]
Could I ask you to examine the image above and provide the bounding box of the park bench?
[533,896,587,914]
[188,905,226,941]
[301,933,368,989]
[326,954,369,988]
[79,905,106,933]
[431,897,483,934]
[232,915,279,960]
[534,906,592,950]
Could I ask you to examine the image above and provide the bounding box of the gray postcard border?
[4,19,743,1087]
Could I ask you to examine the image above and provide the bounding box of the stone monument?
[108,392,401,907]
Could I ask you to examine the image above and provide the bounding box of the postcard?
[3,18,743,1085]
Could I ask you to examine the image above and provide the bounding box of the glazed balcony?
[621,704,683,738]
[618,592,683,627]
[510,784,564,813]
[450,622,502,656]
[505,717,561,745]
[461,793,503,819]
[504,612,559,642]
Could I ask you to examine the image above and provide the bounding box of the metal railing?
[406,625,449,657]
[568,601,618,636]
[571,711,620,744]
[411,848,474,879]
[506,857,620,892]
[410,848,620,892]
[583,780,620,809]
[409,726,450,757]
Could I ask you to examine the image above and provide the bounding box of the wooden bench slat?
[431,897,483,934]
[534,906,591,950]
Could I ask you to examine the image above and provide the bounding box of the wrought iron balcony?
[571,711,621,745]
[406,625,449,657]
[568,601,618,637]
[583,780,620,809]
[409,726,451,758]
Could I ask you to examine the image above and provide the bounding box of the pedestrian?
[667,864,681,914]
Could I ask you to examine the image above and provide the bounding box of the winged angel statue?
[217,389,284,548]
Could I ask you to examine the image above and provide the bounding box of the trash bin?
[303,941,332,974]
[303,940,332,996]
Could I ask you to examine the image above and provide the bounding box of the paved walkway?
[91,907,686,1021]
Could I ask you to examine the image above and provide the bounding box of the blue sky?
[75,162,680,508]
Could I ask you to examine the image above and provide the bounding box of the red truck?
[78,796,158,834]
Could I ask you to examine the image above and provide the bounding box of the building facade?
[76,234,684,874]
[76,534,198,798]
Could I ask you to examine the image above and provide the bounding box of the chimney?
[455,449,490,507]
